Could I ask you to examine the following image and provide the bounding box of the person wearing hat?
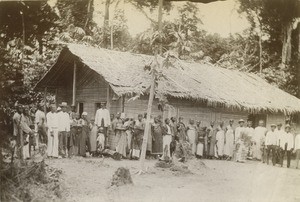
[224,119,235,160]
[279,124,294,168]
[253,120,267,161]
[264,124,277,165]
[95,102,111,147]
[57,102,70,158]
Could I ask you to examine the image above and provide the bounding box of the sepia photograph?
[0,0,300,201]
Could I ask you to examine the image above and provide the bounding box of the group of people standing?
[10,101,300,169]
[194,118,300,169]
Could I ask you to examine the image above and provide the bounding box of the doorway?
[248,114,267,127]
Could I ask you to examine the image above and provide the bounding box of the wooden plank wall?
[266,113,285,129]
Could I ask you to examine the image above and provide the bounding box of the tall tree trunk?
[103,0,110,48]
[84,0,92,30]
[259,32,263,73]
[139,0,164,173]
[296,23,300,98]
[282,21,293,67]
[37,35,43,54]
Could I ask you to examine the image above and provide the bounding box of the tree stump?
[111,167,133,187]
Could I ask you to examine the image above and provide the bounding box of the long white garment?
[224,125,234,157]
[162,125,172,159]
[286,132,294,150]
[97,133,105,150]
[235,127,245,141]
[196,143,204,156]
[246,127,254,139]
[187,125,197,154]
[265,131,277,146]
[95,108,111,127]
[46,112,59,157]
[34,110,45,130]
[295,135,300,150]
[216,130,225,156]
[253,126,267,159]
[57,111,70,132]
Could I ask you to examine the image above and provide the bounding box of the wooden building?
[35,44,300,129]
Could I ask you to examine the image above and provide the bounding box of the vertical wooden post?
[55,88,58,105]
[107,83,110,110]
[122,95,125,113]
[140,70,156,171]
[158,0,163,55]
[139,0,164,173]
[44,87,47,115]
[72,61,77,106]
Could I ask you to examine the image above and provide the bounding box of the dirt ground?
[47,157,300,202]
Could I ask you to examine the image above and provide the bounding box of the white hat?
[57,107,61,111]
[238,119,245,123]
[82,112,88,116]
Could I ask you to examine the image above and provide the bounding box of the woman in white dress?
[224,120,235,160]
[187,119,197,155]
[216,122,225,159]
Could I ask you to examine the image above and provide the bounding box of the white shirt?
[275,129,284,146]
[235,126,245,140]
[57,111,70,132]
[13,112,21,136]
[265,131,277,146]
[254,126,267,143]
[286,132,294,150]
[46,112,58,132]
[95,108,111,127]
[35,109,46,132]
[246,127,254,138]
[279,132,294,150]
[294,135,300,150]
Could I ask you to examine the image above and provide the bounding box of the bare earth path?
[47,157,300,202]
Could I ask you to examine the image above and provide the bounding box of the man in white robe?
[216,122,225,159]
[46,105,59,158]
[253,120,267,161]
[95,102,111,147]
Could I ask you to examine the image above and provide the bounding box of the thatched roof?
[36,43,300,114]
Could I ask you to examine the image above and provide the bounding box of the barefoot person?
[57,102,70,158]
[294,133,300,169]
[46,105,59,158]
[279,125,294,168]
[187,119,197,155]
[216,121,225,159]
[265,124,277,165]
[161,118,172,161]
[253,120,267,161]
[224,119,235,160]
